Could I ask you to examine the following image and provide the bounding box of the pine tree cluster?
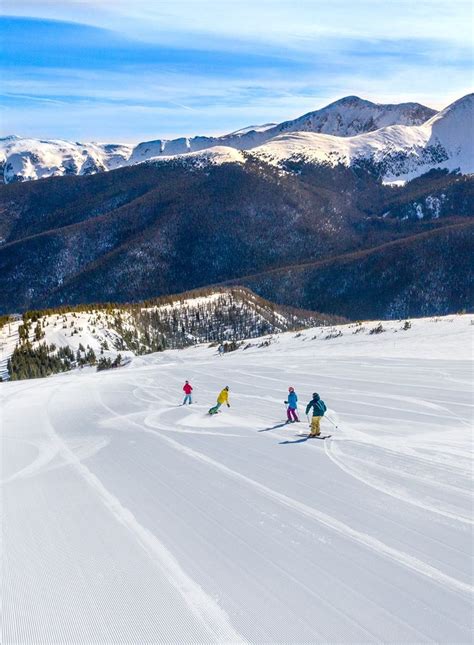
[7,343,73,380]
[96,354,122,371]
[7,341,99,381]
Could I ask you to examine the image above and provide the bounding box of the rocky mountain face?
[0,95,436,183]
[0,136,133,184]
[265,96,435,137]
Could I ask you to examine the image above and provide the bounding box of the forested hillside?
[0,156,471,318]
[1,286,343,380]
[230,221,474,318]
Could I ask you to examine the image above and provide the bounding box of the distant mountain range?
[1,94,444,183]
[0,93,472,319]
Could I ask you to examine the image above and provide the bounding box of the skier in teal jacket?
[305,393,327,436]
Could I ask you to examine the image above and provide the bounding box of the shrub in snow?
[97,354,122,372]
[325,330,343,339]
[370,323,385,335]
[222,341,241,353]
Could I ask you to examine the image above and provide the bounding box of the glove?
[227,403,230,408]
[284,401,288,405]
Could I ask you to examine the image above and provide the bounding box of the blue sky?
[1,0,472,142]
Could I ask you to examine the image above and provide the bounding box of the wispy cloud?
[0,2,472,141]
[1,92,67,105]
[4,1,473,48]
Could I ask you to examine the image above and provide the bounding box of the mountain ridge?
[0,93,471,319]
[248,93,474,183]
[0,94,437,183]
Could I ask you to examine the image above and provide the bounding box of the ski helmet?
[313,392,320,400]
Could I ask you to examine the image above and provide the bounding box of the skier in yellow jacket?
[209,386,230,415]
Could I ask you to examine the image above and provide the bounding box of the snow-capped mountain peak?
[425,93,474,149]
[1,94,471,185]
[0,94,437,183]
[272,95,436,138]
[248,93,474,183]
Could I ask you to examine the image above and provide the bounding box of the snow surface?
[16,311,133,360]
[2,315,473,643]
[227,123,277,136]
[147,146,246,168]
[141,292,228,312]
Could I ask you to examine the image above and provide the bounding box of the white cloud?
[1,0,472,140]
[3,0,473,50]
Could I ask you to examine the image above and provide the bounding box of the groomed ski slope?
[1,316,473,644]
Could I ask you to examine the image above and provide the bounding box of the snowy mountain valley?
[2,313,472,643]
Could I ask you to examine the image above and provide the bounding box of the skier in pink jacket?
[182,380,193,405]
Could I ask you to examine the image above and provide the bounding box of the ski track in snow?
[2,318,473,643]
[42,390,247,645]
[138,417,471,596]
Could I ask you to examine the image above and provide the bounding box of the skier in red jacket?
[182,380,193,405]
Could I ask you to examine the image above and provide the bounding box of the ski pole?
[326,414,339,429]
